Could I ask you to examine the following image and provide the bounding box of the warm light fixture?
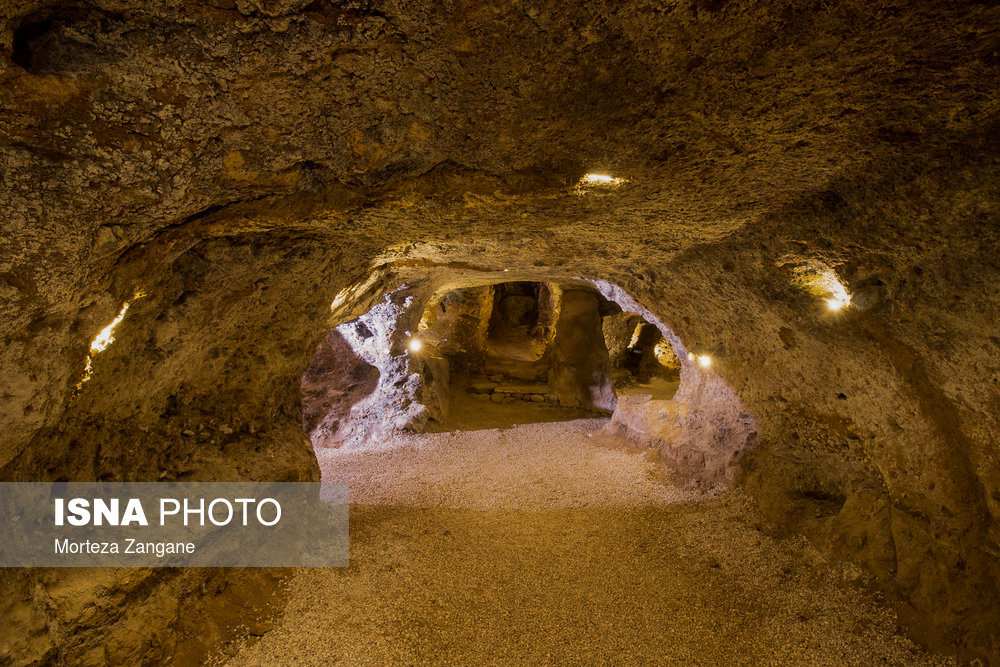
[779,257,852,314]
[580,173,624,187]
[76,292,145,390]
[408,338,423,353]
[686,352,712,367]
[90,302,131,354]
[826,293,851,311]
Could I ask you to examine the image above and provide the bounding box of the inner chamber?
[418,281,681,425]
[301,277,755,488]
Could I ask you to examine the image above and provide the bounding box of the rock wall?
[594,280,758,487]
[1,0,998,661]
[603,312,643,372]
[0,233,355,664]
[549,288,617,412]
[420,286,494,371]
[301,330,379,442]
[323,285,437,447]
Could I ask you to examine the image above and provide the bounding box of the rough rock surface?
[300,329,379,439]
[1,0,999,662]
[549,288,617,411]
[317,286,434,447]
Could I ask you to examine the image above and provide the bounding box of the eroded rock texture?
[300,329,379,442]
[1,0,999,662]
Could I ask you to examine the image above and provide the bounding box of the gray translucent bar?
[0,482,348,567]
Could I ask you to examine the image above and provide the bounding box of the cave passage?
[302,280,687,443]
[4,0,998,661]
[298,274,759,496]
[245,282,940,666]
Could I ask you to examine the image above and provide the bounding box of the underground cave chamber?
[2,0,999,661]
[301,277,757,488]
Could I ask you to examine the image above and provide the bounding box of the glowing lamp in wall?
[780,257,852,313]
[821,267,852,311]
[579,173,625,187]
[76,292,144,390]
[408,338,423,353]
[687,352,712,368]
[89,302,131,354]
[826,292,851,311]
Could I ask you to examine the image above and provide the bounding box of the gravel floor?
[225,419,953,666]
[316,419,703,509]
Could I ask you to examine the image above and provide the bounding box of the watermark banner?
[0,482,348,567]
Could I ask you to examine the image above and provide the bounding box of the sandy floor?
[618,376,680,400]
[424,388,606,433]
[318,419,702,509]
[225,418,953,666]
